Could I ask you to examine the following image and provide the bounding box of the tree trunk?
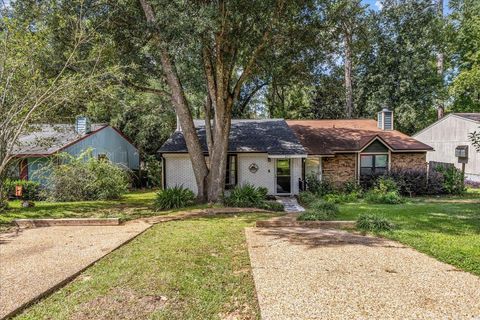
[139,0,209,201]
[436,0,445,120]
[344,31,353,118]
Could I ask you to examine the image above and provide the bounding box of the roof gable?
[159,119,306,156]
[12,124,133,156]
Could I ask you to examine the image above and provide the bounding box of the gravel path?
[246,227,480,320]
[0,220,151,319]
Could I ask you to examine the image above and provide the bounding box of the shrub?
[41,150,130,201]
[356,214,395,231]
[298,191,317,207]
[260,201,285,212]
[365,177,404,204]
[323,192,360,204]
[435,166,465,195]
[224,183,267,208]
[155,186,195,210]
[305,174,334,196]
[341,180,363,194]
[297,200,339,221]
[3,179,41,201]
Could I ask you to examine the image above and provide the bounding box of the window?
[225,155,237,189]
[360,154,388,176]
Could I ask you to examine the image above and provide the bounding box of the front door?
[276,159,291,194]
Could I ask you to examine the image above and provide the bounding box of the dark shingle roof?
[159,119,307,155]
[287,119,433,155]
[13,124,108,156]
[453,113,480,122]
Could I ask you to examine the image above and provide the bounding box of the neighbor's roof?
[453,113,480,122]
[159,119,307,155]
[13,124,108,156]
[286,119,433,155]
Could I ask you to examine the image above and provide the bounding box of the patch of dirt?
[73,288,167,320]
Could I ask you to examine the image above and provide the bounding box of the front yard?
[3,189,479,318]
[15,214,268,320]
[335,194,480,276]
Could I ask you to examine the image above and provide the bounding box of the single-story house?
[287,109,433,186]
[159,119,307,195]
[413,113,480,183]
[159,109,433,195]
[11,116,140,183]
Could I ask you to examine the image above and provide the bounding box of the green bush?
[155,186,195,210]
[356,214,395,231]
[323,192,360,204]
[41,150,130,201]
[260,201,285,212]
[224,183,267,208]
[305,174,334,196]
[435,165,465,195]
[365,177,404,204]
[298,191,317,207]
[341,180,363,194]
[3,179,41,201]
[297,200,339,221]
[365,190,404,204]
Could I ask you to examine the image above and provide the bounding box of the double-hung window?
[360,154,388,176]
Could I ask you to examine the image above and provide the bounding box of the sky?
[361,0,451,13]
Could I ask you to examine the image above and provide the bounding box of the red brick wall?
[322,153,356,185]
[391,152,427,171]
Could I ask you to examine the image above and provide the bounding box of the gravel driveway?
[0,221,150,319]
[246,227,480,320]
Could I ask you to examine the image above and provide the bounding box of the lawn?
[15,213,270,320]
[335,191,480,276]
[0,190,212,232]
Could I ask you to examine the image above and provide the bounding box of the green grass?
[0,190,212,232]
[333,193,480,276]
[15,213,271,320]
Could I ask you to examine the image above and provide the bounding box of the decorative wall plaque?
[249,163,259,173]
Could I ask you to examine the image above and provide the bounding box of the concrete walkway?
[246,227,480,320]
[0,220,150,319]
[275,197,305,212]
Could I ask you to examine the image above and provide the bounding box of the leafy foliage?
[323,192,360,204]
[40,151,129,202]
[356,214,395,232]
[224,184,268,208]
[305,174,334,196]
[3,179,41,201]
[365,177,404,204]
[298,200,339,221]
[435,165,466,195]
[298,191,318,207]
[154,186,195,210]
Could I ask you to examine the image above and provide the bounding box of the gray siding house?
[12,117,140,183]
[413,113,480,183]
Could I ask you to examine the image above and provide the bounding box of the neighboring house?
[413,113,480,183]
[287,109,433,186]
[12,117,140,183]
[159,119,307,196]
[159,109,432,195]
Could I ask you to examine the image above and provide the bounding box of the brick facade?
[322,152,427,186]
[391,152,427,170]
[322,153,357,185]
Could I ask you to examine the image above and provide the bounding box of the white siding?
[164,153,305,195]
[238,154,276,194]
[414,115,480,181]
[164,154,198,194]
